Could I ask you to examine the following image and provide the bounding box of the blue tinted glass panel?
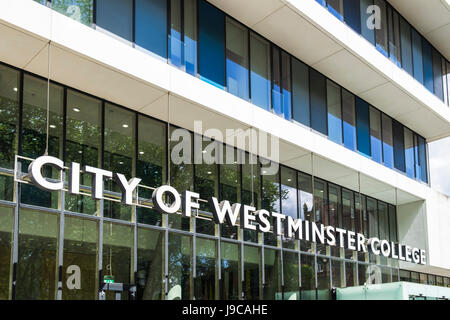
[327,80,342,144]
[404,128,415,178]
[417,136,428,183]
[432,49,444,101]
[169,0,183,67]
[327,0,344,20]
[422,40,434,92]
[292,58,310,126]
[310,69,327,135]
[96,0,132,41]
[411,29,423,84]
[343,0,361,34]
[387,7,401,67]
[136,0,167,58]
[342,89,356,151]
[198,1,225,89]
[356,98,370,157]
[250,33,271,110]
[400,17,413,76]
[281,52,292,120]
[369,107,382,163]
[392,120,405,172]
[226,18,249,100]
[316,0,326,6]
[381,114,393,168]
[272,47,282,117]
[360,0,375,44]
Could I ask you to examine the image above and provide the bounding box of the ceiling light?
[262,170,267,174]
[13,87,17,92]
[122,124,129,128]
[202,150,207,154]
[287,178,292,182]
[139,151,145,155]
[78,150,83,154]
[73,107,80,112]
[49,124,56,129]
[207,171,212,175]
[119,161,124,165]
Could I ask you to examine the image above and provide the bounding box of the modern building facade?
[0,0,449,300]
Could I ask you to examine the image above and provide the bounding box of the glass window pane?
[328,184,341,257]
[226,18,249,100]
[283,251,299,300]
[136,116,167,226]
[21,75,63,209]
[360,0,375,45]
[250,33,271,111]
[281,167,297,249]
[432,49,444,100]
[416,135,428,183]
[342,189,355,259]
[195,237,217,300]
[358,263,368,285]
[314,178,327,255]
[44,0,94,26]
[345,261,357,287]
[378,202,389,265]
[137,228,164,300]
[96,0,132,41]
[65,90,101,215]
[261,160,279,247]
[422,40,434,92]
[169,126,193,231]
[135,0,167,58]
[400,270,411,282]
[271,47,282,116]
[374,0,388,56]
[381,114,394,168]
[400,16,413,76]
[62,216,98,300]
[404,127,415,178]
[393,120,405,172]
[292,58,310,126]
[412,29,424,84]
[0,64,19,170]
[198,0,225,89]
[281,52,292,120]
[0,206,13,299]
[356,97,371,157]
[169,0,183,67]
[355,194,368,262]
[388,204,397,243]
[370,106,382,163]
[168,233,192,300]
[388,7,401,67]
[103,103,135,221]
[195,137,218,236]
[184,0,198,75]
[242,152,259,243]
[298,172,313,252]
[16,210,58,300]
[301,254,316,300]
[243,245,261,300]
[327,0,343,20]
[102,222,133,300]
[331,259,344,288]
[263,248,282,299]
[220,241,240,300]
[342,89,356,151]
[220,146,240,239]
[317,256,330,300]
[343,0,361,33]
[310,69,327,135]
[327,80,342,144]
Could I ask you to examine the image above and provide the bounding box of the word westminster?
[27,155,426,265]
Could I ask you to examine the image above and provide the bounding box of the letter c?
[28,156,64,191]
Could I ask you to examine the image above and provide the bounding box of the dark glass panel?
[195,237,217,300]
[168,233,192,299]
[356,97,371,157]
[96,0,132,41]
[250,33,271,111]
[220,241,240,300]
[263,248,282,299]
[292,58,310,126]
[310,69,327,135]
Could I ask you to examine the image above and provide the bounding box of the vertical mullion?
[57,174,65,300]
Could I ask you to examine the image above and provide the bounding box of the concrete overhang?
[207,0,450,142]
[0,0,429,206]
[389,0,450,61]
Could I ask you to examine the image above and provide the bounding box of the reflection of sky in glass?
[170,29,183,68]
[343,120,356,150]
[328,113,342,144]
[251,71,270,110]
[383,143,393,168]
[272,87,282,116]
[299,191,313,220]
[227,60,249,100]
[283,90,291,120]
[281,185,297,219]
[185,37,197,75]
[371,137,382,163]
[405,146,415,178]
